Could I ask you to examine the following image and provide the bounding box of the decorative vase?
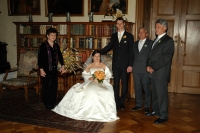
[88,12,94,22]
[66,12,71,22]
[28,14,33,22]
[48,13,53,22]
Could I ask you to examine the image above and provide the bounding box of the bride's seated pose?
[52,50,119,122]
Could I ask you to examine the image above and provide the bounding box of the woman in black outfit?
[38,28,65,109]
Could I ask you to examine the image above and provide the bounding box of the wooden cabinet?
[13,22,135,95]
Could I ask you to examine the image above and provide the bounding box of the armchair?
[0,50,39,101]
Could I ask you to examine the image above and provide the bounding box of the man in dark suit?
[146,18,174,124]
[100,17,134,110]
[132,27,153,114]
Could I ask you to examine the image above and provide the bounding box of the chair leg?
[0,84,3,97]
[24,86,28,102]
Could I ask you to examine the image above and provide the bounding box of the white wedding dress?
[52,66,119,122]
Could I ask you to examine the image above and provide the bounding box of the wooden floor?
[0,92,200,133]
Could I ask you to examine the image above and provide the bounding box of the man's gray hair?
[138,27,148,33]
[155,18,168,30]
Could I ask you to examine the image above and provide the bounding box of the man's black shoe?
[132,106,142,111]
[154,118,168,124]
[116,105,125,110]
[144,108,150,114]
[45,106,54,110]
[120,105,125,110]
[146,111,159,116]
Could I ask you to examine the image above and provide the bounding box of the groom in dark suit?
[132,27,153,114]
[100,17,134,110]
[146,18,174,124]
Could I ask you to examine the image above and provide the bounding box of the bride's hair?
[91,50,102,62]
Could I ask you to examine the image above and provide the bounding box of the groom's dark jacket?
[100,31,134,70]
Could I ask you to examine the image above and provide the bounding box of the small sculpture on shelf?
[104,9,114,18]
[48,13,53,22]
[66,12,71,22]
[116,8,124,18]
[115,8,127,21]
[102,9,114,21]
[28,14,33,22]
[88,11,94,22]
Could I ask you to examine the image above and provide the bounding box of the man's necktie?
[138,40,143,52]
[152,37,159,49]
[118,33,122,42]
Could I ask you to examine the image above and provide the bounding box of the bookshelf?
[13,22,134,61]
[13,22,135,95]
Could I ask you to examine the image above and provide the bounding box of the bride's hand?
[89,77,94,80]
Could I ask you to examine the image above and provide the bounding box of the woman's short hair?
[46,28,58,36]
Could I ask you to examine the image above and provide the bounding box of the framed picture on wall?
[45,0,84,16]
[88,0,128,15]
[7,0,41,16]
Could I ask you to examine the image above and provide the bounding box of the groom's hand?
[127,66,132,73]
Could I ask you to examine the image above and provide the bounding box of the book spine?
[32,38,37,47]
[75,37,79,48]
[64,24,67,35]
[99,25,101,36]
[20,24,24,34]
[83,38,86,48]
[93,38,98,49]
[70,25,73,35]
[70,37,73,48]
[89,37,93,49]
[79,38,82,48]
[82,51,87,62]
[101,37,106,48]
[97,38,101,49]
[85,37,89,49]
[60,25,64,35]
[95,25,98,36]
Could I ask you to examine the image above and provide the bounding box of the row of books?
[20,37,67,48]
[74,50,91,63]
[56,37,68,52]
[69,37,111,49]
[19,24,68,35]
[19,24,118,36]
[70,24,117,36]
[19,37,45,47]
[19,36,112,51]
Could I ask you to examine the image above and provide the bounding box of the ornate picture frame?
[7,0,41,16]
[45,0,84,16]
[88,0,128,15]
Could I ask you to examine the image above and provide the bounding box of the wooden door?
[177,0,200,94]
[150,0,200,94]
[150,0,181,93]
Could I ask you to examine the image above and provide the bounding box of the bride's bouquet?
[92,70,106,83]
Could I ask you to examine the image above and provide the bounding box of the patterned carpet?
[0,89,104,133]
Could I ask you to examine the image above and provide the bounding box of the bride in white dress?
[52,50,119,122]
